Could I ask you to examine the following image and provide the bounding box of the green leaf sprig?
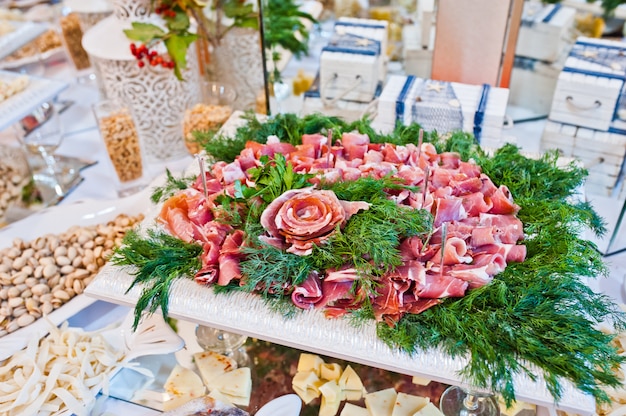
[150,168,197,204]
[111,228,202,329]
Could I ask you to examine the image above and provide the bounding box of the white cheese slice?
[208,367,252,400]
[340,403,370,416]
[292,370,321,404]
[163,364,206,411]
[339,365,365,401]
[320,394,342,416]
[412,402,444,416]
[391,392,430,416]
[194,351,237,387]
[319,379,342,403]
[321,362,343,381]
[208,389,234,406]
[365,387,397,416]
[297,353,325,376]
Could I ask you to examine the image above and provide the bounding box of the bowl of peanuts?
[92,99,147,197]
[182,81,237,155]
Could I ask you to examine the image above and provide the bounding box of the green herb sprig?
[111,228,202,329]
[150,168,197,204]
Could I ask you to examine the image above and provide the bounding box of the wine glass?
[17,101,66,192]
[439,385,500,416]
[195,325,250,368]
[270,80,291,115]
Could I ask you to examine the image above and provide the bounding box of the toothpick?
[197,154,208,200]
[421,165,430,206]
[327,129,333,168]
[439,222,448,278]
[417,128,423,159]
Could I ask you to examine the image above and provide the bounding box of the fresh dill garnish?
[202,132,251,163]
[110,228,202,329]
[310,200,432,278]
[150,169,196,204]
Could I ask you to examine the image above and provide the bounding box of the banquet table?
[0,44,616,416]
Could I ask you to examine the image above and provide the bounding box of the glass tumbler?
[93,100,147,197]
[182,81,237,155]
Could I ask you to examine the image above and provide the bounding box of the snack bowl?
[182,81,237,155]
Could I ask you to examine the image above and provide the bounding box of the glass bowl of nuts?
[182,81,237,155]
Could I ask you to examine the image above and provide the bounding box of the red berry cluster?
[154,4,176,18]
[130,43,175,69]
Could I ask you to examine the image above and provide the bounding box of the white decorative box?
[320,32,382,103]
[509,55,564,116]
[541,120,626,196]
[301,73,381,122]
[335,17,389,58]
[373,75,510,147]
[402,24,433,79]
[549,37,626,132]
[516,2,576,63]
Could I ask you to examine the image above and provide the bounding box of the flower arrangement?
[112,113,626,407]
[123,0,316,80]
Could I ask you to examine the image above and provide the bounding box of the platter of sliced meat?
[85,112,620,415]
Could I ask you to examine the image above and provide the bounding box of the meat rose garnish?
[259,188,370,256]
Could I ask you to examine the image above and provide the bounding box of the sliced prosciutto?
[157,128,527,326]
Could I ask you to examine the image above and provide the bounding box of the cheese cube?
[293,371,321,404]
[298,353,325,376]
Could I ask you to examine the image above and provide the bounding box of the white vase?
[210,27,266,112]
[82,0,201,162]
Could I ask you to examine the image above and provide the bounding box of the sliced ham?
[405,298,442,315]
[372,277,402,322]
[461,192,493,217]
[325,267,360,282]
[292,272,323,309]
[470,226,497,247]
[450,177,483,196]
[439,152,461,169]
[501,244,527,262]
[433,197,467,227]
[221,160,247,184]
[489,185,521,215]
[458,161,482,178]
[479,174,498,197]
[341,132,370,160]
[432,237,472,265]
[479,213,524,244]
[302,133,327,156]
[163,129,529,323]
[415,272,468,298]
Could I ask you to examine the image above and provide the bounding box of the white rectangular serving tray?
[0,20,48,61]
[0,69,69,131]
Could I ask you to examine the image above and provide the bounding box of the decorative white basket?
[82,0,201,162]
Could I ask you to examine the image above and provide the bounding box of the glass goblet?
[17,101,65,190]
[195,325,250,368]
[439,385,500,416]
